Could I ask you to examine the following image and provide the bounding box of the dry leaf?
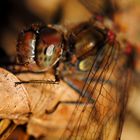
[17,72,91,138]
[0,68,30,124]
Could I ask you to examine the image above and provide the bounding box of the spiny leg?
[45,100,93,114]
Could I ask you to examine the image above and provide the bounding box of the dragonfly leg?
[45,101,92,114]
[63,77,95,103]
[15,73,60,85]
[15,62,61,85]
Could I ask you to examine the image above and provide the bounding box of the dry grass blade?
[0,119,11,134]
[0,119,17,140]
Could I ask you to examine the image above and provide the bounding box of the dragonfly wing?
[59,37,129,140]
[79,0,104,15]
[79,0,118,18]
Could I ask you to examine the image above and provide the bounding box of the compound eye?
[36,26,63,68]
[17,31,36,65]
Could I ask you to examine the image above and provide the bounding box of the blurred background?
[0,0,140,140]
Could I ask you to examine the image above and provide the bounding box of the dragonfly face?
[17,24,63,71]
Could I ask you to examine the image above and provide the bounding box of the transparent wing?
[60,39,131,140]
[79,0,118,18]
[79,0,105,14]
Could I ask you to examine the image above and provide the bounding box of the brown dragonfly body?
[15,17,129,140]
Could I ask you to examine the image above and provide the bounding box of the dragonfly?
[0,0,136,140]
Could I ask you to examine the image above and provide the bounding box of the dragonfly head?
[17,24,63,71]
